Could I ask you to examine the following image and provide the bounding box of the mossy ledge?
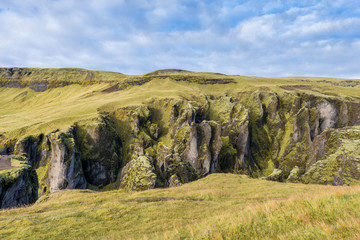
[0,155,38,208]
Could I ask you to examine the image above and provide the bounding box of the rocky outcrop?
[209,97,249,172]
[254,92,360,185]
[174,122,222,176]
[107,96,250,188]
[287,166,300,183]
[3,90,360,201]
[74,116,122,187]
[120,155,156,191]
[0,155,38,209]
[47,131,86,192]
[14,135,45,168]
[302,126,360,185]
[11,115,122,195]
[265,169,283,182]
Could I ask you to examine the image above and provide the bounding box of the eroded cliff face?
[109,97,249,189]
[13,117,121,195]
[47,131,87,192]
[1,91,359,207]
[0,155,38,209]
[74,117,122,188]
[303,126,360,185]
[239,92,360,183]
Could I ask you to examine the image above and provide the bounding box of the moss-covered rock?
[218,136,237,172]
[4,91,360,195]
[302,126,360,185]
[287,166,300,183]
[74,116,122,188]
[0,155,38,209]
[120,155,157,191]
[168,174,182,187]
[155,143,173,180]
[14,134,45,168]
[166,161,198,185]
[265,169,283,182]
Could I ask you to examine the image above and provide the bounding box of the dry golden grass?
[1,174,360,239]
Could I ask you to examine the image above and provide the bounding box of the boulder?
[120,155,157,191]
[265,169,283,182]
[287,166,300,183]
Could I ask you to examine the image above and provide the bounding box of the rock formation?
[0,89,359,209]
[0,155,38,209]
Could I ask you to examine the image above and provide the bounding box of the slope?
[0,174,360,239]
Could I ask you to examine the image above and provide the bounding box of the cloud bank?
[0,0,360,78]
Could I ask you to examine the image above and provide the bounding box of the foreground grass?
[0,174,360,239]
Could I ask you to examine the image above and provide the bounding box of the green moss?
[168,174,182,187]
[287,166,300,183]
[120,156,157,191]
[0,155,31,185]
[0,137,17,152]
[281,139,311,177]
[144,146,157,160]
[36,161,50,195]
[303,127,360,185]
[198,144,209,165]
[218,136,237,172]
[262,159,275,177]
[265,168,283,182]
[166,161,198,184]
[173,125,191,155]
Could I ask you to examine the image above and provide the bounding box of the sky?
[0,0,360,78]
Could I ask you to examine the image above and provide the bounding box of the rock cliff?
[0,89,359,209]
[0,155,38,209]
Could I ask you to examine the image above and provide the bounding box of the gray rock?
[0,156,38,209]
[265,169,283,182]
[287,166,300,183]
[75,118,122,187]
[48,132,86,192]
[317,100,337,132]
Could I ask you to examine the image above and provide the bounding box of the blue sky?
[0,0,360,78]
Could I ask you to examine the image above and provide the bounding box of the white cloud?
[0,0,359,77]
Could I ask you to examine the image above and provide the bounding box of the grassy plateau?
[0,68,359,140]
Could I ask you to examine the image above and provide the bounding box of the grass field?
[0,174,360,239]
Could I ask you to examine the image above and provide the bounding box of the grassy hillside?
[0,174,359,239]
[0,68,359,140]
